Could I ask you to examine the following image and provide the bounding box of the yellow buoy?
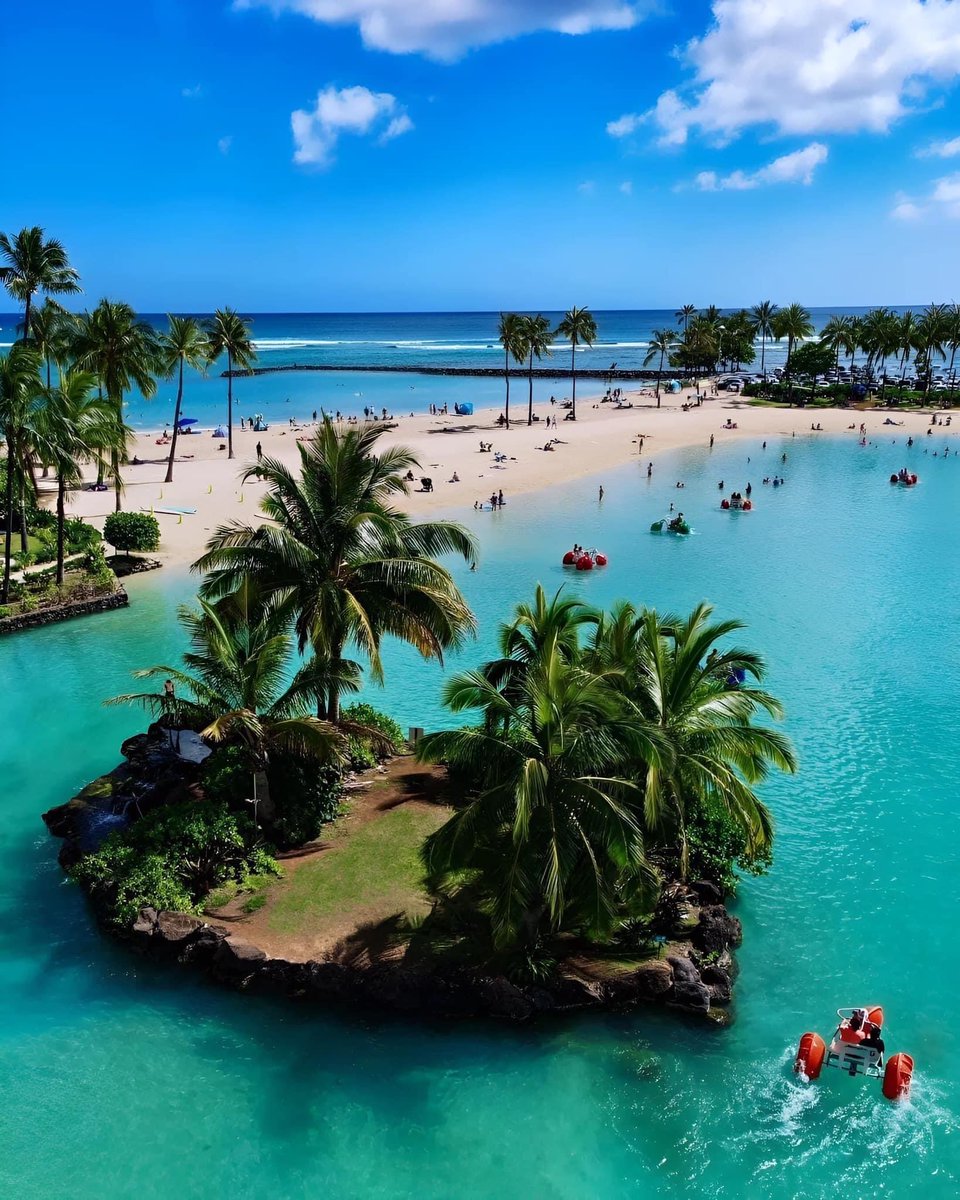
[207,484,213,494]
[178,514,183,524]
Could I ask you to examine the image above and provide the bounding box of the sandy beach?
[61,382,954,567]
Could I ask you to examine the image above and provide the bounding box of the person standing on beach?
[256,441,262,461]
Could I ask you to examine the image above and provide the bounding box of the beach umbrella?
[177,417,198,428]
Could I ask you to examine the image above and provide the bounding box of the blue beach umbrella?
[177,417,198,428]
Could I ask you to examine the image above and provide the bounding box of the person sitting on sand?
[449,472,460,483]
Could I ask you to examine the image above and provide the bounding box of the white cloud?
[291,85,413,168]
[917,135,960,158]
[619,180,633,194]
[237,0,642,59]
[218,136,233,155]
[890,172,960,220]
[693,143,828,191]
[182,84,203,98]
[607,112,643,138]
[648,0,960,146]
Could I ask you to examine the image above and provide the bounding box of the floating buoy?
[595,553,608,567]
[562,551,576,565]
[794,1032,826,1080]
[742,500,752,511]
[721,499,730,509]
[576,554,593,571]
[882,1052,914,1101]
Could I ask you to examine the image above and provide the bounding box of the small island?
[43,422,795,1022]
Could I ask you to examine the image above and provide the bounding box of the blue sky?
[5,0,960,310]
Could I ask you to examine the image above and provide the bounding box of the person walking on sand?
[256,441,263,461]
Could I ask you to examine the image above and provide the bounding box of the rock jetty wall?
[0,587,128,635]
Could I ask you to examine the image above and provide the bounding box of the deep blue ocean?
[0,308,912,433]
[2,429,959,1198]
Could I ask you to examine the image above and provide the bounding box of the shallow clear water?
[2,431,959,1198]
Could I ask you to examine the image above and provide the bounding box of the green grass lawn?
[266,804,448,939]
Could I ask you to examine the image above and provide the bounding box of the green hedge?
[342,702,405,771]
[103,511,160,553]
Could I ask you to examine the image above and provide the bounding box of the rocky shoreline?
[0,586,128,635]
[42,730,742,1025]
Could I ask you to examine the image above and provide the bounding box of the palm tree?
[418,637,665,949]
[896,311,918,387]
[643,329,677,407]
[497,313,526,429]
[0,345,43,601]
[29,298,73,390]
[41,369,123,584]
[194,421,477,721]
[771,303,813,399]
[555,306,597,421]
[519,314,553,426]
[859,307,898,398]
[71,300,159,510]
[206,308,256,460]
[588,602,796,874]
[750,301,778,379]
[675,303,697,333]
[109,584,345,819]
[819,314,854,378]
[158,316,210,483]
[0,227,81,348]
[478,583,596,716]
[943,304,960,390]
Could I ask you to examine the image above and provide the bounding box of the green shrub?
[103,510,160,554]
[0,605,10,619]
[65,517,101,552]
[202,744,343,849]
[685,793,772,896]
[342,702,404,770]
[69,797,279,926]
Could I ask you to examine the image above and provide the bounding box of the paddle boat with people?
[650,514,691,536]
[562,547,608,571]
[890,469,919,487]
[794,1006,913,1101]
[721,493,753,511]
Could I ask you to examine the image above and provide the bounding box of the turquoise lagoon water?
[2,432,959,1198]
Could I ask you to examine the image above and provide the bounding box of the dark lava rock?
[178,925,228,966]
[212,938,268,982]
[304,961,354,1002]
[128,907,159,949]
[359,964,428,1013]
[689,879,723,905]
[477,976,535,1020]
[692,906,743,954]
[666,954,711,1012]
[155,911,205,947]
[701,963,732,1005]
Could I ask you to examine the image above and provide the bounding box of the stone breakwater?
[42,731,742,1025]
[0,586,128,635]
[222,363,669,381]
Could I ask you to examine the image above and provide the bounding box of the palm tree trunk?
[761,331,766,378]
[56,474,66,587]
[165,357,184,483]
[21,294,32,346]
[504,347,510,428]
[2,428,14,603]
[227,350,234,460]
[18,456,28,553]
[527,354,534,426]
[570,340,577,421]
[656,348,664,407]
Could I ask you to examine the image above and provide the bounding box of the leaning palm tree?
[675,303,697,333]
[418,638,666,949]
[206,308,256,460]
[497,312,526,429]
[109,584,345,818]
[0,345,43,600]
[158,316,210,483]
[555,306,597,421]
[643,328,677,407]
[41,369,123,584]
[0,227,81,347]
[29,298,73,390]
[194,421,477,721]
[71,300,159,510]
[519,314,553,426]
[819,314,854,379]
[589,601,796,875]
[750,301,778,379]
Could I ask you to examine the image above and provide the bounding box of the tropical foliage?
[194,421,477,720]
[417,588,795,953]
[555,306,596,421]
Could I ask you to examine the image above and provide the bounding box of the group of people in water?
[844,1009,885,1056]
[473,491,505,510]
